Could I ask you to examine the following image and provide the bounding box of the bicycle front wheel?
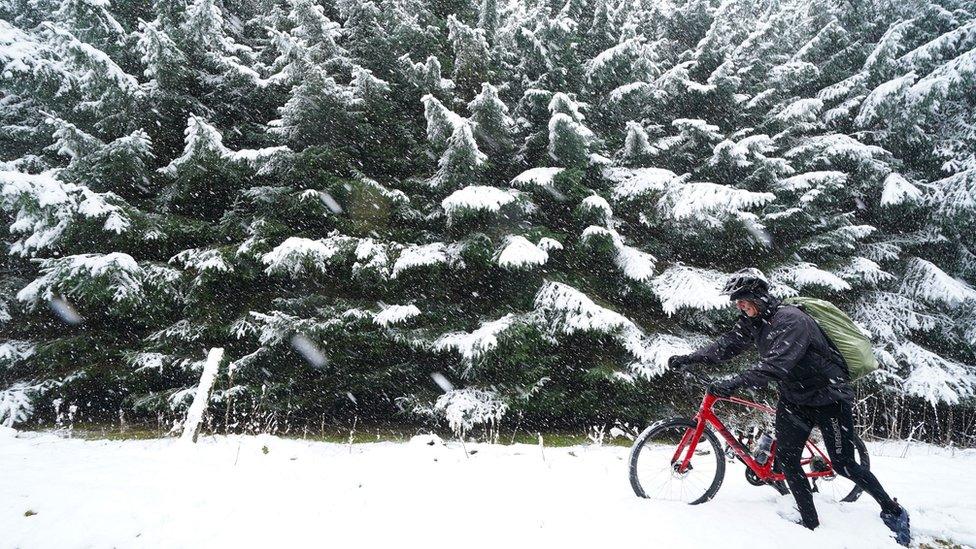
[629,418,726,504]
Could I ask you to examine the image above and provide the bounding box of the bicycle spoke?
[630,421,724,504]
[801,434,867,504]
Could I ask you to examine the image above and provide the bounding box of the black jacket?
[689,302,854,406]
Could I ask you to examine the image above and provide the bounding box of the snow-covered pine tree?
[547,92,595,169]
[447,15,492,101]
[1,0,973,441]
[468,82,515,160]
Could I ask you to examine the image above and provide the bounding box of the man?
[668,268,911,546]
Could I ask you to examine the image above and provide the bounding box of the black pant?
[775,399,898,529]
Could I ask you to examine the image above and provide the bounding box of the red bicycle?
[629,371,869,504]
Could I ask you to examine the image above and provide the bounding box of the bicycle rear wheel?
[806,434,869,503]
[629,418,725,504]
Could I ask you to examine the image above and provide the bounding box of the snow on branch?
[16,253,158,307]
[862,19,911,73]
[548,112,595,163]
[900,257,976,308]
[897,342,976,406]
[801,222,876,253]
[429,120,487,189]
[245,311,304,346]
[0,341,35,367]
[434,387,508,438]
[1,382,36,427]
[837,257,894,286]
[160,115,288,175]
[373,304,421,327]
[441,185,529,223]
[391,242,462,278]
[899,19,976,67]
[496,236,549,269]
[537,237,563,252]
[401,55,453,93]
[654,62,716,96]
[880,172,923,206]
[817,72,867,103]
[44,116,104,161]
[853,291,947,343]
[227,146,291,165]
[41,22,139,94]
[670,118,722,142]
[435,314,518,366]
[708,134,775,169]
[352,238,395,278]
[548,92,587,123]
[353,173,410,207]
[604,167,679,200]
[657,181,774,222]
[511,167,564,189]
[772,262,851,292]
[775,98,823,124]
[1,380,59,427]
[262,235,356,277]
[786,134,890,168]
[0,169,131,255]
[626,333,702,380]
[581,226,656,282]
[611,243,658,284]
[159,115,230,175]
[534,281,631,336]
[170,248,233,273]
[585,37,647,85]
[0,20,44,75]
[909,45,976,101]
[855,72,915,128]
[931,169,975,217]
[240,308,373,353]
[128,352,169,373]
[422,94,465,150]
[650,265,729,315]
[580,194,613,224]
[608,81,653,104]
[776,171,847,192]
[534,280,699,377]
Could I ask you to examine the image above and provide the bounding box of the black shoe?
[880,499,911,547]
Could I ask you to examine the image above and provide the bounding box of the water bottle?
[754,432,773,465]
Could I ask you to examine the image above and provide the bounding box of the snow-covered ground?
[1,428,974,549]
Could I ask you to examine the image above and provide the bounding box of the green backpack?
[783,296,878,381]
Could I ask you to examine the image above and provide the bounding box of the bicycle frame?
[673,392,835,483]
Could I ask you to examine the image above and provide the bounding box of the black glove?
[708,377,742,398]
[668,354,698,372]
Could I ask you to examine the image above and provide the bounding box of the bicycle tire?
[629,418,726,504]
[808,435,871,503]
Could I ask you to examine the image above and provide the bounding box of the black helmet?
[722,268,769,301]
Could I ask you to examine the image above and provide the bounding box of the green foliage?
[1,0,974,443]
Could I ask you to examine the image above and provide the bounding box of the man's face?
[736,299,759,318]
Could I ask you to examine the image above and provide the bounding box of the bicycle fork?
[673,422,706,474]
